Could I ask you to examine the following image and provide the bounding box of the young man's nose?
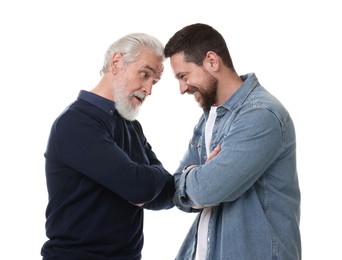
[180,81,189,94]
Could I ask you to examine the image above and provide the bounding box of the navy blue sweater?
[41,90,174,259]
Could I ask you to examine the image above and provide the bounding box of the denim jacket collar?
[220,73,258,112]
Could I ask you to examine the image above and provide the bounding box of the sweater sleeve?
[47,109,172,205]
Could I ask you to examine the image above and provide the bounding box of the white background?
[0,0,341,259]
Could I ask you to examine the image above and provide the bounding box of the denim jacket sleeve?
[173,166,201,213]
[176,107,287,207]
[173,119,205,213]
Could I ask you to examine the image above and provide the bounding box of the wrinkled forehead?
[138,51,164,76]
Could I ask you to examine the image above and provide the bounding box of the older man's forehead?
[156,63,164,74]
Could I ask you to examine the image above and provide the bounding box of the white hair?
[100,33,164,75]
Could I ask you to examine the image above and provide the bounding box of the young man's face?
[170,52,217,110]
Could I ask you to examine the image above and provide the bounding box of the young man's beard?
[198,70,218,110]
[114,84,145,121]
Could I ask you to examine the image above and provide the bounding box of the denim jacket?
[174,73,301,260]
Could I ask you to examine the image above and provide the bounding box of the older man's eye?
[152,79,159,85]
[141,72,149,78]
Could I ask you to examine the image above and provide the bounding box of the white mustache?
[132,91,146,103]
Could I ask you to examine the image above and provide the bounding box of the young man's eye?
[180,75,187,81]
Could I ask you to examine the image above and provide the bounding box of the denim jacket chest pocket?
[210,110,235,149]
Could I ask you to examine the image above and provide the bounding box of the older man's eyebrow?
[143,65,163,80]
[140,65,162,82]
[142,65,156,73]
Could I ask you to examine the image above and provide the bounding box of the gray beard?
[115,97,140,121]
[114,85,142,121]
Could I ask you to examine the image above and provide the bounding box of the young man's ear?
[204,51,219,71]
